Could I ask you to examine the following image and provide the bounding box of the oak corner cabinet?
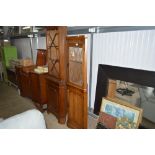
[46,26,67,124]
[66,35,88,129]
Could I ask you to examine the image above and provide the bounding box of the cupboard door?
[46,27,67,80]
[47,82,59,116]
[30,72,40,103]
[67,85,87,128]
[39,74,48,104]
[20,72,31,98]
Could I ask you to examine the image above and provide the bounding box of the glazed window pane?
[47,30,60,78]
[69,47,83,86]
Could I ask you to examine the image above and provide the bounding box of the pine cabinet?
[66,36,87,129]
[46,26,67,124]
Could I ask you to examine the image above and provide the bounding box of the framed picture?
[100,97,143,128]
[98,111,117,129]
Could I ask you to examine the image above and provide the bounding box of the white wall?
[12,37,46,63]
[37,37,46,49]
[12,38,31,59]
[86,34,91,108]
[91,30,155,109]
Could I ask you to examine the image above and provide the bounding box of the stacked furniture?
[16,49,48,110]
[46,28,88,128]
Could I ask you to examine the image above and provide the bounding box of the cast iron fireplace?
[94,64,155,115]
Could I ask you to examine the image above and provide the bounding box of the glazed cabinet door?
[46,26,67,81]
[46,28,60,78]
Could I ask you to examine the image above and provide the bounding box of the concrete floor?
[0,82,70,129]
[0,82,96,129]
[1,81,154,129]
[44,111,69,129]
[0,81,35,119]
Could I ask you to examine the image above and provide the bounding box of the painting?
[107,79,155,128]
[115,117,137,129]
[100,97,143,128]
[98,112,117,129]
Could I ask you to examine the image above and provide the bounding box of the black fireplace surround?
[94,64,155,115]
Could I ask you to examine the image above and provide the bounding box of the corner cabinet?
[66,36,88,129]
[46,26,67,124]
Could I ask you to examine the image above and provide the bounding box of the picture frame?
[100,97,143,128]
[98,111,117,129]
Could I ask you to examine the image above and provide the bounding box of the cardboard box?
[20,58,34,67]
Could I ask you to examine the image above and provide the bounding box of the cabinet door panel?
[20,72,31,98]
[67,85,87,128]
[47,83,59,116]
[39,74,48,104]
[67,89,83,127]
[30,73,40,103]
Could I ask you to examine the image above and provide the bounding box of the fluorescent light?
[88,27,96,33]
[35,27,43,30]
[4,39,9,42]
[27,34,33,38]
[33,29,38,32]
[34,34,38,37]
[22,26,31,30]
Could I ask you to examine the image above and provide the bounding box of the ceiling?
[1,26,155,40]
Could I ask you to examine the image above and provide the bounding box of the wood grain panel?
[30,72,48,107]
[67,84,87,128]
[46,76,67,124]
